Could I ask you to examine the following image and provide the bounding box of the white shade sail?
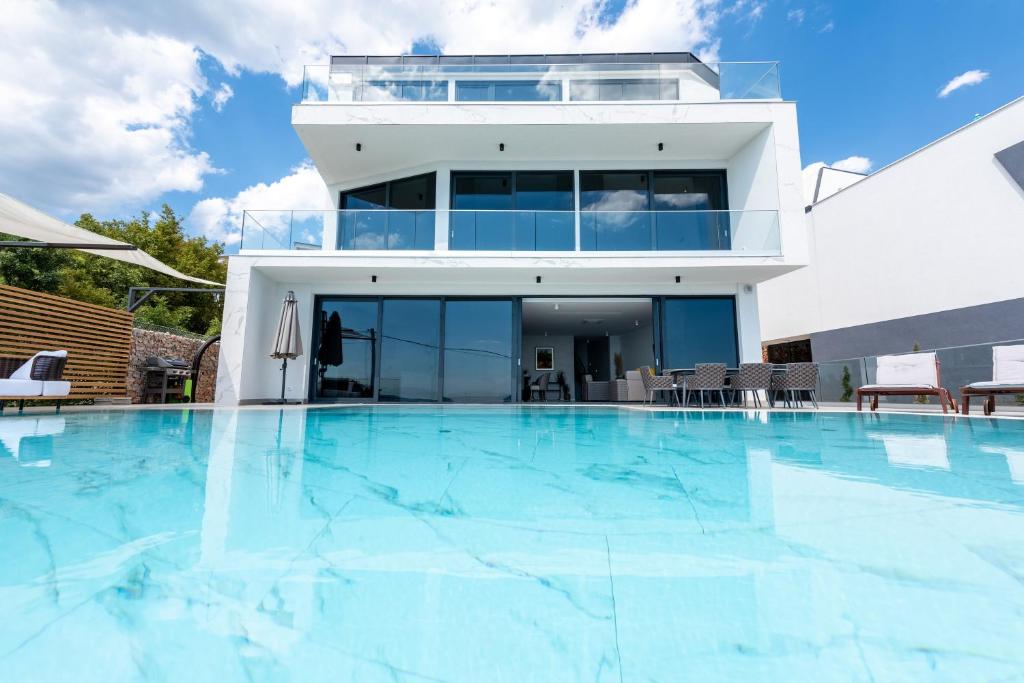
[0,192,222,286]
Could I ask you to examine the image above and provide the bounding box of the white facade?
[759,96,1024,351]
[216,55,807,404]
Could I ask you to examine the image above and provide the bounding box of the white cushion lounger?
[960,345,1024,415]
[0,350,70,414]
[856,352,956,413]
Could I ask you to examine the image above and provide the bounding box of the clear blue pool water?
[1,406,1024,681]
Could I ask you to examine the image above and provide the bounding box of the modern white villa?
[215,53,807,404]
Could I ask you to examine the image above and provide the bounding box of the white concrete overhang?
[232,252,800,287]
[292,101,793,186]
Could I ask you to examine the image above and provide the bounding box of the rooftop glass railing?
[299,62,781,104]
[240,209,780,255]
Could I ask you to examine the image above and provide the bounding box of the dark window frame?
[308,295,520,404]
[449,170,575,210]
[579,169,729,212]
[359,80,449,102]
[449,170,576,250]
[569,78,680,102]
[339,173,437,250]
[454,79,563,102]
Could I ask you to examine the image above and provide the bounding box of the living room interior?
[521,297,655,402]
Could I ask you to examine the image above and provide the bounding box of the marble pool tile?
[3,406,1024,681]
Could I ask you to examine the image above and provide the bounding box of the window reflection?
[379,299,441,402]
[443,300,514,402]
[455,80,561,102]
[340,174,435,250]
[313,299,378,400]
[661,297,739,369]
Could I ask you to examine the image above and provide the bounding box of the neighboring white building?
[216,53,806,404]
[759,96,1024,364]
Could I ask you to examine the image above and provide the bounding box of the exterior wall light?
[499,143,505,151]
[536,275,542,283]
[658,142,664,151]
[371,275,377,283]
[675,275,681,283]
[356,143,362,151]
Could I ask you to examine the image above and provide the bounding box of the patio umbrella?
[317,311,344,367]
[269,291,303,404]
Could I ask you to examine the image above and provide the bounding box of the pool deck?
[5,400,1024,419]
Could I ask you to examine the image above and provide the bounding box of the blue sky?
[2,0,1022,246]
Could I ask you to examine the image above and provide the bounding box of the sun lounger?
[856,351,956,413]
[0,351,70,414]
[960,345,1024,415]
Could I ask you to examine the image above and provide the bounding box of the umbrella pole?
[280,357,288,402]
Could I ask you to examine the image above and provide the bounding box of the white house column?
[736,283,763,363]
[435,165,450,252]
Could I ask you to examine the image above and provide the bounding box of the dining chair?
[683,363,727,408]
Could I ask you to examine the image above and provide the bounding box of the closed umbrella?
[317,311,344,366]
[269,291,303,404]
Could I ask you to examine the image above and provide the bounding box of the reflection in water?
[0,415,65,467]
[1,408,1023,681]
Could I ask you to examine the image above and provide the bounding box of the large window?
[311,297,515,403]
[450,171,574,250]
[456,80,561,102]
[570,79,679,101]
[339,173,435,250]
[579,170,728,250]
[443,300,514,402]
[379,299,442,402]
[661,297,739,370]
[359,80,448,102]
[311,299,378,400]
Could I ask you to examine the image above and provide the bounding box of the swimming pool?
[1,406,1023,681]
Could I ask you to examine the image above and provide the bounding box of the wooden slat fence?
[0,284,133,399]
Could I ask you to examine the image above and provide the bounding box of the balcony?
[299,58,781,105]
[239,209,781,255]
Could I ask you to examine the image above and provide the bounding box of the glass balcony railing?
[240,209,781,255]
[299,62,781,104]
[580,209,779,251]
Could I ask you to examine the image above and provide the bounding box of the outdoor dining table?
[664,366,789,406]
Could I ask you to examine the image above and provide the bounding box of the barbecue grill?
[141,356,190,404]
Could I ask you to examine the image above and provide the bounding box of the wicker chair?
[683,363,727,408]
[770,362,819,409]
[0,352,70,414]
[639,366,679,405]
[730,363,773,408]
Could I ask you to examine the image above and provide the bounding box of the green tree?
[0,233,72,292]
[0,206,225,336]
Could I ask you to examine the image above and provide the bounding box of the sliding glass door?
[310,296,515,403]
[443,300,515,402]
[311,299,378,400]
[379,299,441,401]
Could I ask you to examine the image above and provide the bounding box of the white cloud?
[801,157,873,203]
[68,0,723,87]
[938,69,990,98]
[787,9,805,24]
[0,0,217,215]
[1,0,724,223]
[188,162,331,246]
[831,156,873,174]
[211,83,234,112]
[819,20,834,33]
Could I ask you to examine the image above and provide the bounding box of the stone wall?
[128,328,220,403]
